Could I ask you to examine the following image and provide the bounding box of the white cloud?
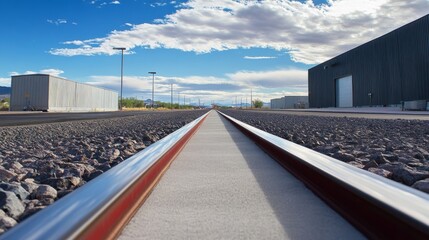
[110,1,120,4]
[227,69,307,89]
[151,2,167,7]
[50,0,429,64]
[47,19,67,25]
[9,72,19,76]
[40,69,64,76]
[9,69,64,77]
[1,70,64,87]
[63,40,86,46]
[0,78,10,87]
[84,68,308,103]
[244,56,277,60]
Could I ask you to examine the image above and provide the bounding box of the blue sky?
[1,0,428,105]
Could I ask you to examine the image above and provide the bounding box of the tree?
[253,98,263,108]
[0,97,9,111]
[121,97,145,108]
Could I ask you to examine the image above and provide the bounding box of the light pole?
[250,88,253,109]
[171,83,173,110]
[113,47,126,110]
[148,72,156,109]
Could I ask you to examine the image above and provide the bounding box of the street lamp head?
[148,71,156,74]
[113,47,126,50]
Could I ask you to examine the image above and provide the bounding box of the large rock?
[41,178,71,190]
[21,179,38,194]
[370,153,390,164]
[0,169,16,182]
[411,178,429,193]
[0,189,25,220]
[0,182,30,200]
[333,151,355,162]
[33,185,57,200]
[0,215,18,229]
[111,149,120,160]
[368,168,392,178]
[85,170,103,181]
[391,164,429,186]
[364,160,378,170]
[9,162,23,170]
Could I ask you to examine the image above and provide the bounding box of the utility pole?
[113,47,126,110]
[148,72,156,109]
[171,83,173,110]
[250,89,253,109]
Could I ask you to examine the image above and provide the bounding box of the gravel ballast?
[0,110,208,234]
[221,110,429,193]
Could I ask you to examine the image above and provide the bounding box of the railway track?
[1,110,429,239]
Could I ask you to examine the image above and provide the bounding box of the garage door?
[336,75,353,108]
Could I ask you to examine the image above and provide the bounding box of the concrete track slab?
[119,111,364,239]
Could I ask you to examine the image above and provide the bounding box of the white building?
[10,74,118,112]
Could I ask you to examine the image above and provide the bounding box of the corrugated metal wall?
[309,14,429,108]
[49,76,76,110]
[48,76,118,112]
[271,98,284,109]
[10,75,49,111]
[10,74,118,112]
[270,96,308,109]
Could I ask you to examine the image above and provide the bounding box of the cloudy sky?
[0,0,428,105]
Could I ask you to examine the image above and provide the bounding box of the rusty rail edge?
[0,111,210,240]
[218,111,429,239]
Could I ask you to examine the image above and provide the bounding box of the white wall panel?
[49,76,76,110]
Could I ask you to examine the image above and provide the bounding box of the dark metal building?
[270,96,308,109]
[308,14,429,108]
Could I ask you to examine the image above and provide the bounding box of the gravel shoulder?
[221,110,429,193]
[0,110,208,234]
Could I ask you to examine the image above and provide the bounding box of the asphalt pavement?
[252,107,429,120]
[0,111,156,127]
[1,107,428,127]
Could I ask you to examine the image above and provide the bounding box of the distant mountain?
[0,86,11,95]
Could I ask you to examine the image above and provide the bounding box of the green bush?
[0,98,9,111]
[253,99,263,108]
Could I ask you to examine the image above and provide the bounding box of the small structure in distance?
[10,74,118,112]
[270,96,308,109]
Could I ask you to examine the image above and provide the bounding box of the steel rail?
[0,111,210,240]
[218,111,429,239]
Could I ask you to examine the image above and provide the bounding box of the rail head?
[0,111,210,240]
[218,110,429,239]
